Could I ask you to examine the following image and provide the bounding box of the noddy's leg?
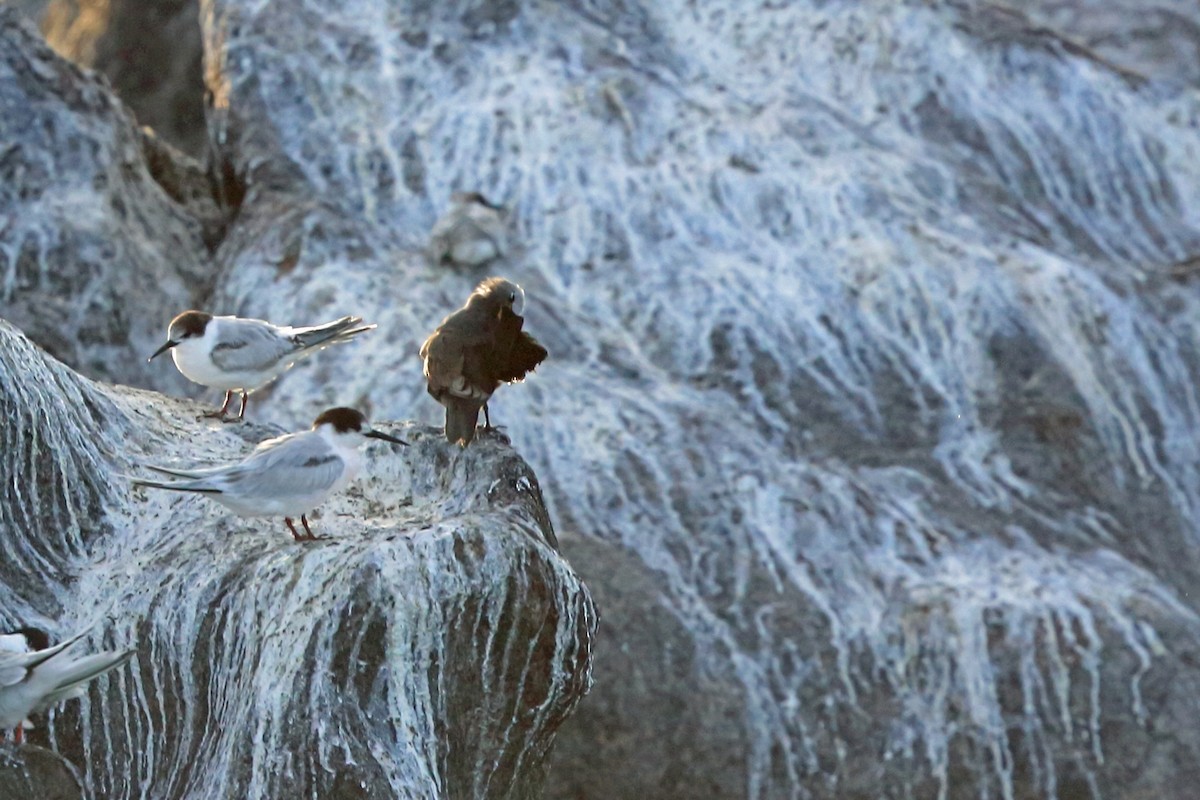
[236,390,249,421]
[482,403,507,436]
[201,390,234,419]
[300,515,317,541]
[285,518,303,541]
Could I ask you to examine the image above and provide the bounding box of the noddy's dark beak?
[148,340,178,362]
[366,430,409,446]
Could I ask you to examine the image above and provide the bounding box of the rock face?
[0,10,209,395]
[0,745,83,800]
[5,0,1200,798]
[1006,0,1200,86]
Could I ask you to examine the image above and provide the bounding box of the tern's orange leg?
[202,390,234,420]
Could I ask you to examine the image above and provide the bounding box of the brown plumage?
[420,278,548,445]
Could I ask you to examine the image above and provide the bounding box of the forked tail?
[291,316,377,350]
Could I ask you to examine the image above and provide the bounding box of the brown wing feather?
[421,304,499,387]
[461,342,499,397]
[489,308,547,383]
[493,332,547,383]
[420,328,466,391]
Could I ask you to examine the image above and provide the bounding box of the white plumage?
[130,407,407,540]
[0,629,135,743]
[149,311,375,420]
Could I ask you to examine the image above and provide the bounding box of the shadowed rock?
[40,0,206,156]
[0,10,208,395]
[0,744,83,800]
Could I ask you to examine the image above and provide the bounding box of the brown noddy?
[420,277,548,445]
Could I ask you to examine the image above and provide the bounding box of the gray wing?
[208,319,298,372]
[213,433,346,498]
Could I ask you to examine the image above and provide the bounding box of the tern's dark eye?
[509,291,517,303]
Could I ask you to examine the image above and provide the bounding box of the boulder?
[0,320,595,798]
[0,744,82,800]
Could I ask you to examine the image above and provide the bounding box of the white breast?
[171,336,240,390]
[170,321,283,392]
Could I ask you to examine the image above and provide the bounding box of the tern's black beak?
[148,340,178,362]
[366,429,409,446]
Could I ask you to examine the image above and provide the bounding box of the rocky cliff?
[4,0,1200,798]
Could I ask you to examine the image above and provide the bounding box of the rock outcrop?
[33,0,207,156]
[5,0,1200,798]
[0,745,82,800]
[0,318,595,798]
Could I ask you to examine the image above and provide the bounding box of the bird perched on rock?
[0,627,135,744]
[428,191,508,268]
[420,278,547,446]
[149,311,376,421]
[130,407,407,540]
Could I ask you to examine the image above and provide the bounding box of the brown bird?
[420,278,548,445]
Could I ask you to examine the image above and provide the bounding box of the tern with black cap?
[130,407,407,540]
[0,627,135,744]
[149,311,376,421]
